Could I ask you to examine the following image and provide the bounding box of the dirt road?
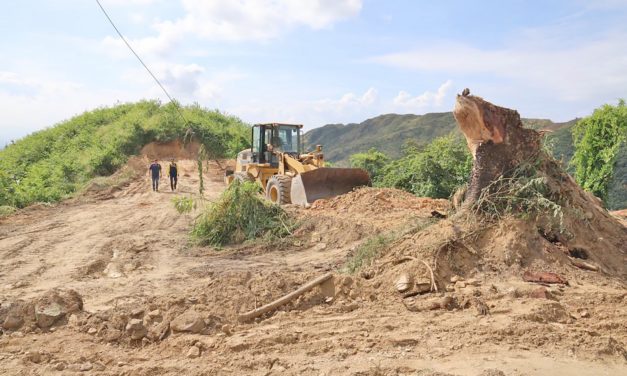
[0,158,625,375]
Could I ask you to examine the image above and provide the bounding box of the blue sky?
[1,0,627,146]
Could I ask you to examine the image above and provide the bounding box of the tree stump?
[453,91,541,204]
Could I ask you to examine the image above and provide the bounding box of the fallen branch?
[569,258,599,272]
[238,273,333,322]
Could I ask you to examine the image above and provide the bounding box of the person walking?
[168,159,178,191]
[148,159,162,192]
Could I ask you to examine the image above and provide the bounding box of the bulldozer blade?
[290,168,370,206]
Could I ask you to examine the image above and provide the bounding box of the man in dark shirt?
[168,159,178,191]
[148,159,162,192]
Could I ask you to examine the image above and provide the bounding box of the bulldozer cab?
[252,123,302,165]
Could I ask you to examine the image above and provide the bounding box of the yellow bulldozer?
[224,123,370,205]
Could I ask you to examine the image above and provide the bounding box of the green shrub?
[0,205,16,218]
[343,233,395,274]
[375,134,472,198]
[0,100,250,208]
[191,181,294,246]
[172,196,195,214]
[571,99,627,207]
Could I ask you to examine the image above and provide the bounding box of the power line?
[95,0,190,125]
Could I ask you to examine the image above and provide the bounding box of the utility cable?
[95,0,190,125]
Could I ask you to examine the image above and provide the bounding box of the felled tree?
[452,90,627,278]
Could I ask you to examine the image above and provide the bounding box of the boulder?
[186,346,200,359]
[171,311,206,334]
[125,319,147,340]
[2,314,24,331]
[34,289,83,329]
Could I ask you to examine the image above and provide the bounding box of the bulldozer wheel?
[233,172,254,183]
[266,175,292,204]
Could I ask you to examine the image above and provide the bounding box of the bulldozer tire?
[233,172,254,183]
[266,175,292,204]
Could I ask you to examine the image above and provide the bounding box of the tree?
[571,100,627,204]
[349,148,389,180]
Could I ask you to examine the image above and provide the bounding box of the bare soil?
[0,157,626,375]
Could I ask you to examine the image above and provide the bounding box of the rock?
[93,362,106,371]
[25,351,42,363]
[171,311,206,334]
[221,324,232,336]
[55,363,66,371]
[125,319,147,340]
[313,243,327,251]
[580,310,590,318]
[186,346,200,359]
[34,289,83,329]
[148,320,170,341]
[148,310,161,318]
[529,287,554,300]
[130,308,144,317]
[450,275,463,283]
[87,327,97,335]
[395,273,411,293]
[457,281,467,288]
[466,278,481,286]
[2,315,24,330]
[79,362,93,372]
[67,314,80,327]
[104,329,122,342]
[35,302,63,328]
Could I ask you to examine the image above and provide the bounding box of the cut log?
[238,273,333,322]
[453,92,541,204]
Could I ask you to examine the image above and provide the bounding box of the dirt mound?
[141,139,201,160]
[358,159,626,313]
[1,289,83,333]
[309,187,449,229]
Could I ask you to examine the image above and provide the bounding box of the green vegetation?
[172,195,195,214]
[375,134,473,199]
[191,181,294,246]
[0,100,249,208]
[349,148,389,180]
[343,233,395,274]
[472,160,566,234]
[571,100,627,206]
[0,205,16,218]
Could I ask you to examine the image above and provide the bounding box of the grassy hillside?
[304,113,578,165]
[0,100,249,208]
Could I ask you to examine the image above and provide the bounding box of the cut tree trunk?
[453,91,541,204]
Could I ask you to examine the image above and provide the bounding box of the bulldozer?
[224,123,370,205]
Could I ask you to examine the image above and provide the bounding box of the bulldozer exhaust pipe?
[290,168,370,206]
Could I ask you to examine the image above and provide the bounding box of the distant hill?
[304,112,578,165]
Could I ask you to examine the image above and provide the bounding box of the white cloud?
[101,0,363,56]
[372,32,627,102]
[393,80,452,110]
[0,71,147,145]
[314,87,378,112]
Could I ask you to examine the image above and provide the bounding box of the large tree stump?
[453,91,541,203]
